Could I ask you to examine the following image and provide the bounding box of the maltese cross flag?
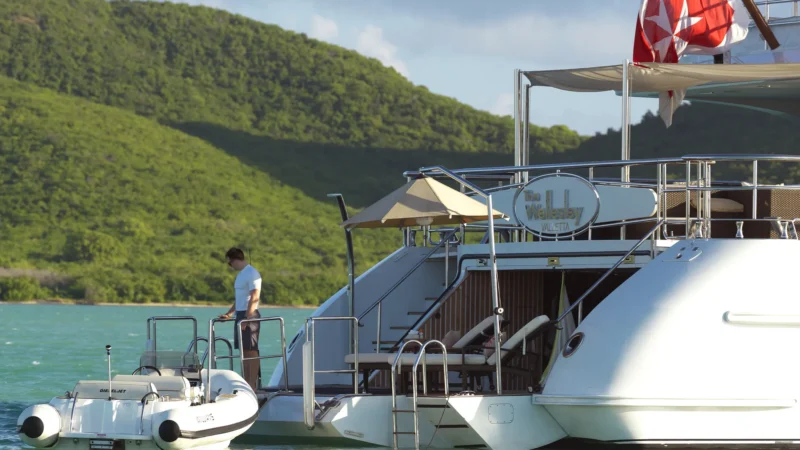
[633,0,750,126]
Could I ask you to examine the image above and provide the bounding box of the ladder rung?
[394,432,416,435]
[424,297,437,301]
[392,409,415,413]
[408,311,425,315]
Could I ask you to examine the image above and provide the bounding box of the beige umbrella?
[341,176,506,230]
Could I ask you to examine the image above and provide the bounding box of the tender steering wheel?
[132,365,162,376]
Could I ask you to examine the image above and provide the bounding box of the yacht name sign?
[513,173,600,238]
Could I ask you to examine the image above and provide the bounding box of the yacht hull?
[540,398,800,445]
[246,392,565,449]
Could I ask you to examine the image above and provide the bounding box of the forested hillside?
[0,0,797,304]
[0,76,394,304]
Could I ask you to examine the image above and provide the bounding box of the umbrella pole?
[487,194,503,394]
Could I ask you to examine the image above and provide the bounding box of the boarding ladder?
[390,340,449,450]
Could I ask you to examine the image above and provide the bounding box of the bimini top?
[523,62,800,115]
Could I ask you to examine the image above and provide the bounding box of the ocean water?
[0,303,315,450]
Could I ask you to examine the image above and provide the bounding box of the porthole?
[562,332,584,358]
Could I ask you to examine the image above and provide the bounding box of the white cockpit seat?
[72,380,157,401]
[113,375,191,400]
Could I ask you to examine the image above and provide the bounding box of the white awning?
[523,62,800,94]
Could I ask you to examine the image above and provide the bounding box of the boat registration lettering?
[99,389,127,394]
[195,413,214,423]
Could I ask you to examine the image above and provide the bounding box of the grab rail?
[187,336,235,370]
[557,219,665,326]
[306,316,359,394]
[237,316,289,391]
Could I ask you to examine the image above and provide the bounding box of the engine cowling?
[17,404,61,448]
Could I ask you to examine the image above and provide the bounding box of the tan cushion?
[690,197,744,213]
[345,353,391,364]
[441,330,462,348]
[393,353,486,366]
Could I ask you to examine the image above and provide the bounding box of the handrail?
[412,154,800,179]
[238,316,289,391]
[189,337,235,370]
[357,230,457,323]
[306,316,360,394]
[557,219,665,324]
[390,339,422,450]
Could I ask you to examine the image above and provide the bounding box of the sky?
[162,0,706,135]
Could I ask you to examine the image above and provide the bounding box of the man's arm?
[219,302,235,319]
[246,288,260,318]
[246,272,262,318]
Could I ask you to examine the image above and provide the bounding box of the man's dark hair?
[226,247,245,261]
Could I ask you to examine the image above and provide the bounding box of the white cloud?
[489,93,514,117]
[356,25,410,78]
[310,14,338,41]
[404,12,634,68]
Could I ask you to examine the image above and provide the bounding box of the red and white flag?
[633,0,750,126]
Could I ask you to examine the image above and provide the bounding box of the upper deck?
[405,154,800,252]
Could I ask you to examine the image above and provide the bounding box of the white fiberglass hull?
[247,392,565,450]
[538,239,800,447]
[539,396,800,445]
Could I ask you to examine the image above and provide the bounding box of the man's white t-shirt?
[234,264,261,311]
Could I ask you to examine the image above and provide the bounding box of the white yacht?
[235,4,800,448]
[45,3,800,449]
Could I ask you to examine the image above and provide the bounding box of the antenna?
[105,345,112,400]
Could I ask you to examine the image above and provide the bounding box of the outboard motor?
[17,404,61,448]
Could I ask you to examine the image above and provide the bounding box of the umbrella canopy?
[341,176,506,230]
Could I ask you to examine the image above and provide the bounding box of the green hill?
[0,0,582,156]
[0,75,394,305]
[1,0,799,305]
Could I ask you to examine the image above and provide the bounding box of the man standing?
[219,247,261,391]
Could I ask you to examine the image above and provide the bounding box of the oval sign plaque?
[512,173,600,238]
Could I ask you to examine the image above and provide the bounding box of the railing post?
[685,161,691,236]
[487,194,503,395]
[376,302,382,354]
[206,319,214,404]
[752,160,758,220]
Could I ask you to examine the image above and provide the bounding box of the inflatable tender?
[17,365,258,450]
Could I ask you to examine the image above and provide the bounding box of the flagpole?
[741,0,780,50]
[513,69,521,183]
[621,59,631,182]
[620,59,631,240]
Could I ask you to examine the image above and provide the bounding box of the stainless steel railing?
[305,316,359,394]
[413,155,800,243]
[205,315,290,402]
[754,0,800,19]
[237,316,289,391]
[186,336,235,370]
